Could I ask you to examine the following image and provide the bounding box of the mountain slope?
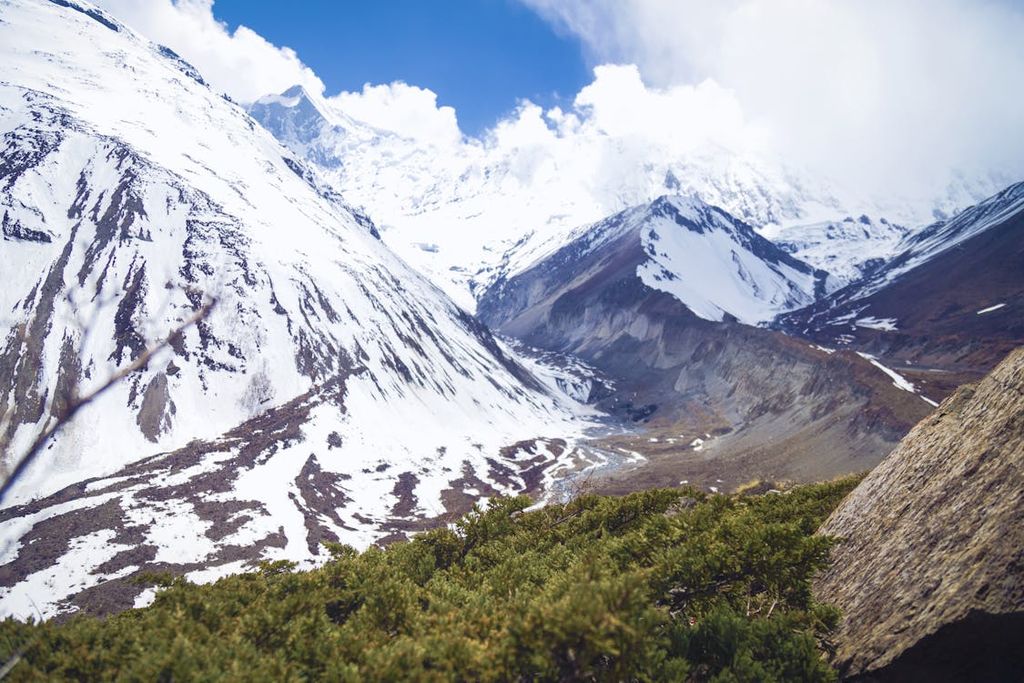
[478,196,932,494]
[815,346,1024,681]
[0,0,593,618]
[778,181,1024,374]
[764,214,910,289]
[482,195,827,328]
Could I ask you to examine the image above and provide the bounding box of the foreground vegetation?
[0,478,858,681]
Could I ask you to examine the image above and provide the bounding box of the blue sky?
[210,0,590,134]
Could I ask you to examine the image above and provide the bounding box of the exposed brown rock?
[815,347,1024,681]
[136,372,175,442]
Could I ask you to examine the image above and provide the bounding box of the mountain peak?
[647,194,734,236]
[256,84,317,108]
[649,192,707,215]
[253,84,326,116]
[281,83,312,100]
[249,85,344,163]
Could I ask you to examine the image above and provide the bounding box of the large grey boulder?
[815,347,1024,681]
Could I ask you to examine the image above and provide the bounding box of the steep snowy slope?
[778,181,1024,372]
[764,215,910,289]
[482,195,826,327]
[0,0,597,618]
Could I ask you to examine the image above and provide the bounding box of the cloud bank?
[521,0,1024,195]
[96,0,324,103]
[96,0,1024,213]
[332,83,463,147]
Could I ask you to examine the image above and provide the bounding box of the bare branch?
[0,647,24,681]
[0,299,216,507]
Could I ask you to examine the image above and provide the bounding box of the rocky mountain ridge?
[778,181,1024,374]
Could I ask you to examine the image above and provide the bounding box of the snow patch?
[0,529,136,620]
[856,352,939,407]
[857,352,917,392]
[855,316,899,331]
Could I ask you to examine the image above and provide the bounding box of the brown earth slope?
[815,347,1024,681]
[780,182,1024,375]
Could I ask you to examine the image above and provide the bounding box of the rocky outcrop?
[815,347,1024,681]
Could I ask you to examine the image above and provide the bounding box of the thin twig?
[0,648,24,681]
[0,596,45,680]
[0,299,215,506]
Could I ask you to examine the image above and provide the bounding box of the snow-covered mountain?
[248,87,846,308]
[633,197,828,324]
[778,181,1024,370]
[476,193,934,507]
[0,0,600,618]
[482,195,826,327]
[763,215,911,290]
[249,86,1009,308]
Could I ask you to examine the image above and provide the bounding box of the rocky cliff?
[815,347,1024,681]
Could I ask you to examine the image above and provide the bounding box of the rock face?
[815,347,1024,681]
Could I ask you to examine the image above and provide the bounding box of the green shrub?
[0,478,858,681]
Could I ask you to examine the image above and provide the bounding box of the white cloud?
[570,65,766,156]
[95,1,462,145]
[520,0,1024,195]
[95,0,324,103]
[484,64,767,166]
[476,64,785,205]
[329,83,463,146]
